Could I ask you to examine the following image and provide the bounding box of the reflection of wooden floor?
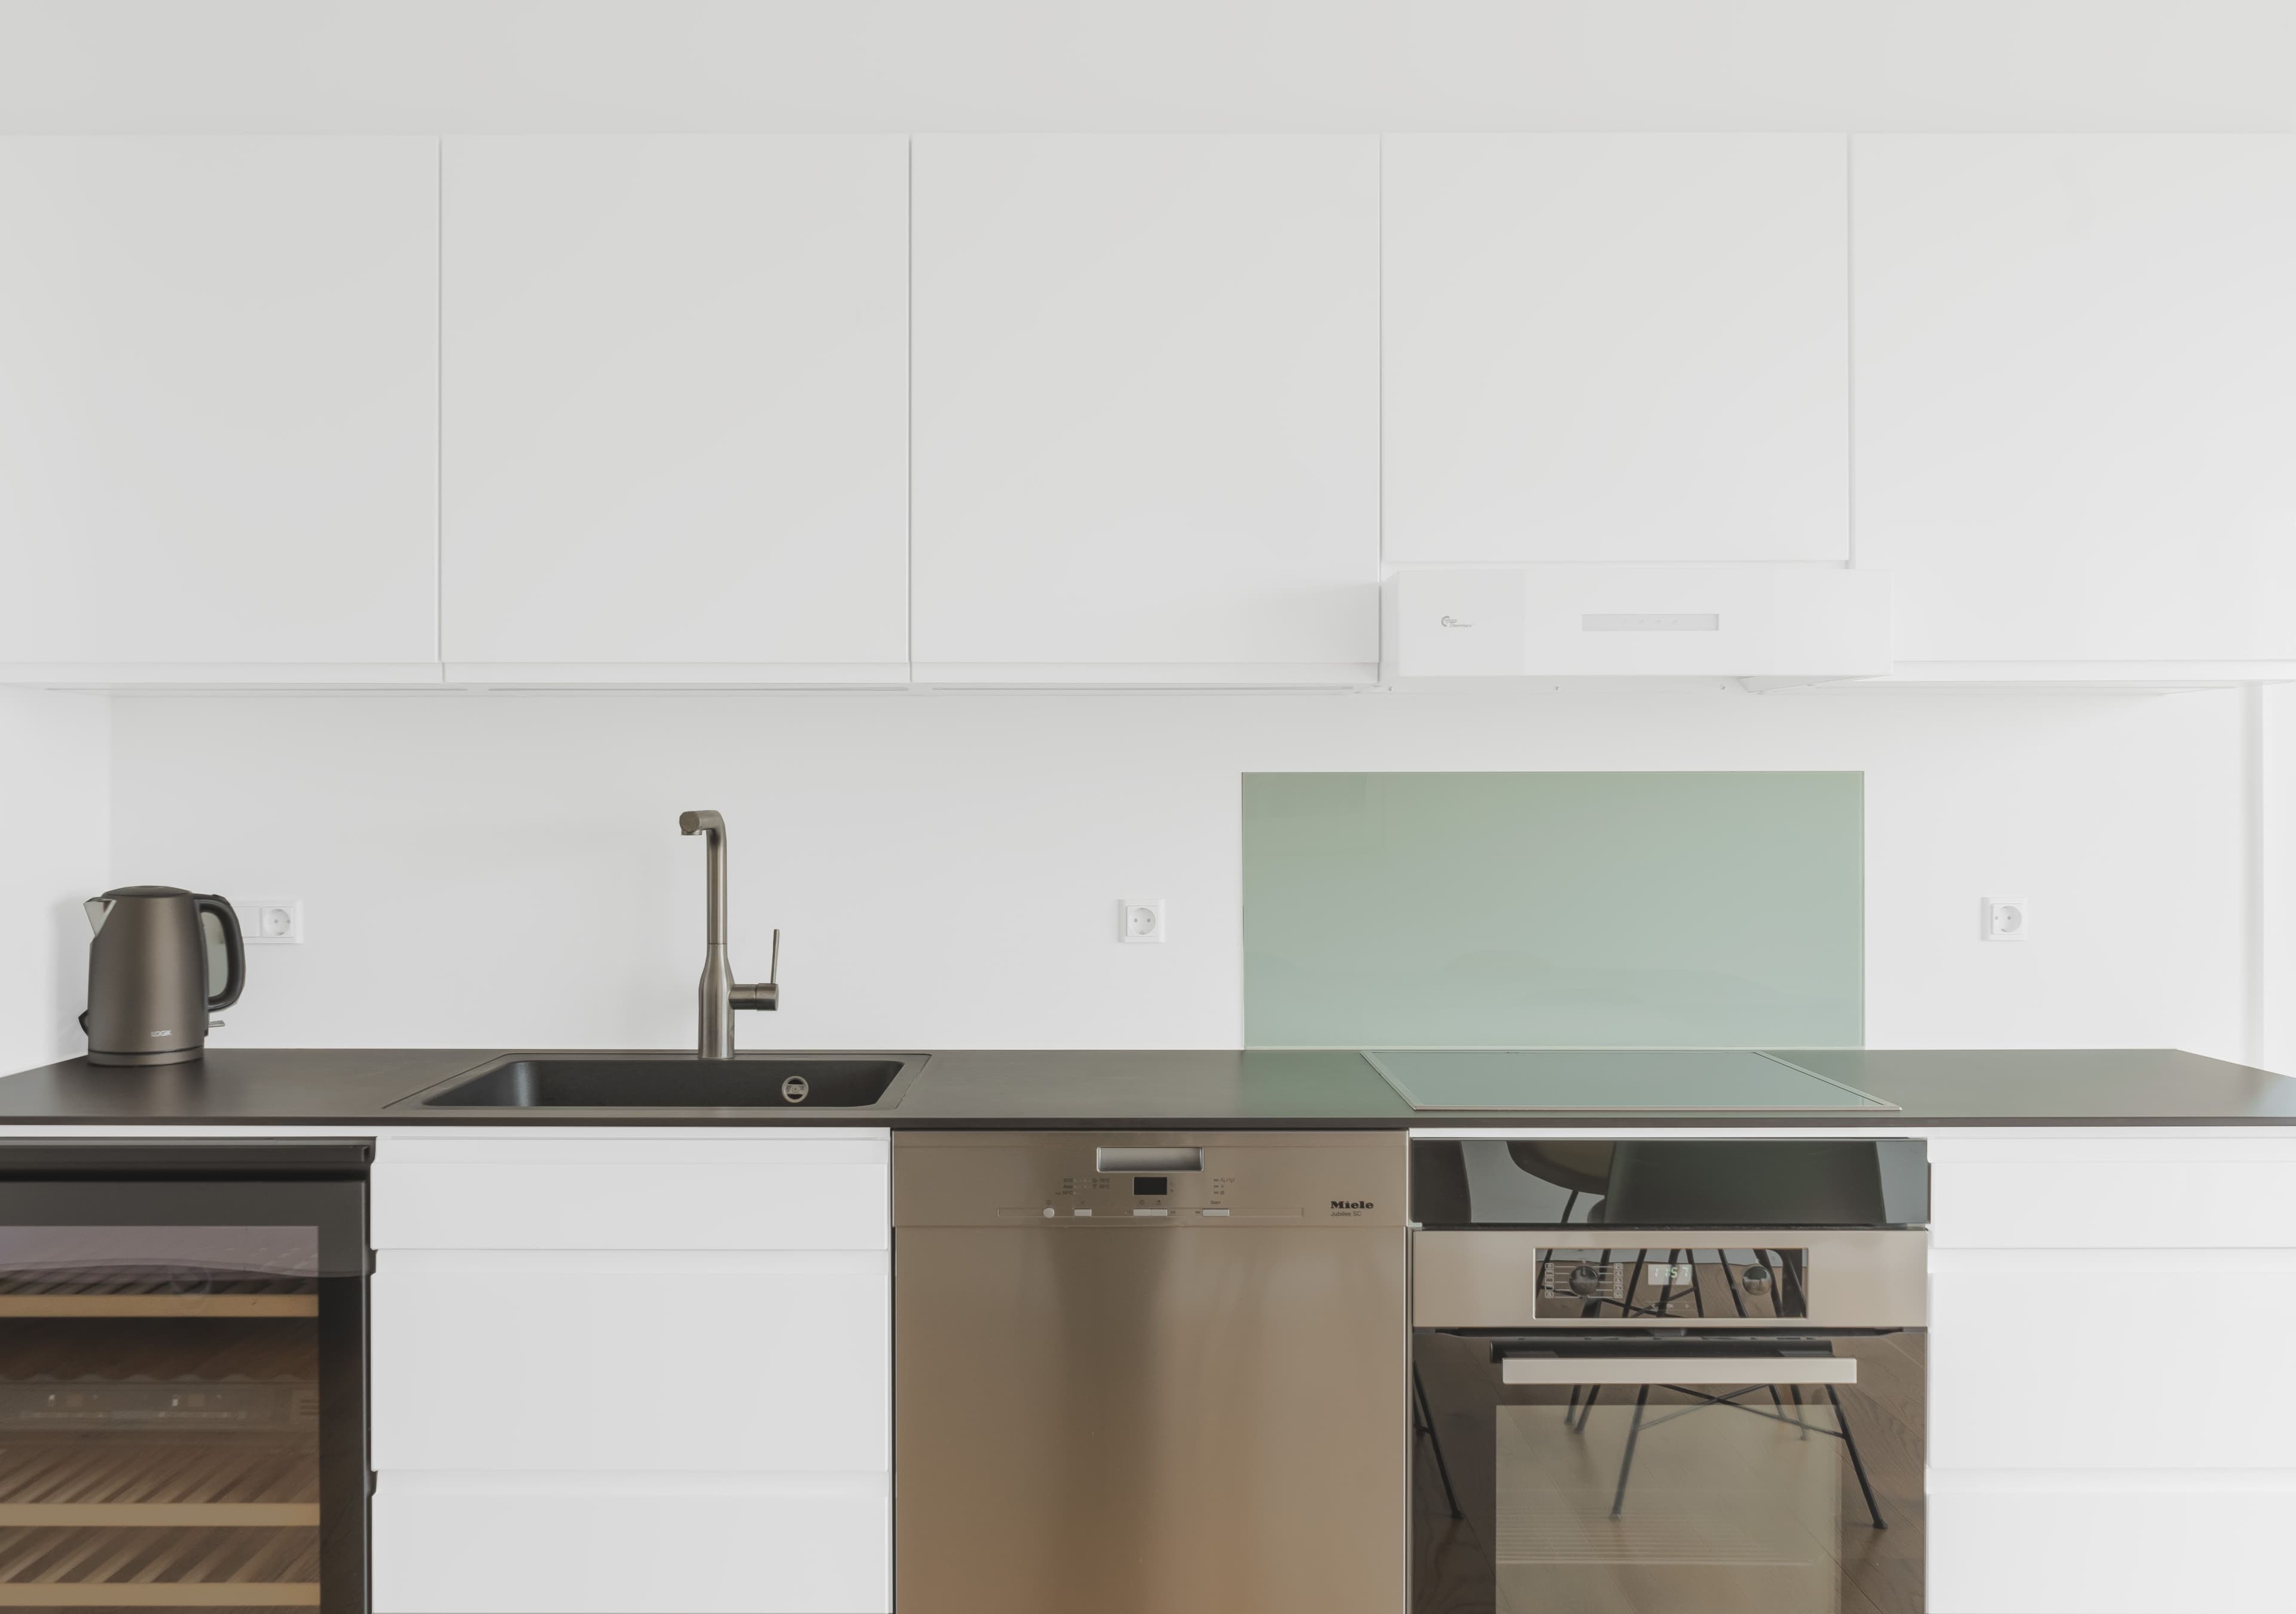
[1414,1332,1925,1614]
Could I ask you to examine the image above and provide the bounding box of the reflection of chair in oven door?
[1521,1343,1886,1525]
[1555,1139,1892,1525]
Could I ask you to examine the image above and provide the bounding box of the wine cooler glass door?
[0,1155,367,1613]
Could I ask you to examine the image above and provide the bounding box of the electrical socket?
[1982,896,2029,942]
[1119,899,1166,944]
[233,899,304,944]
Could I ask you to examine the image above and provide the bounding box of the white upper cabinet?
[1383,135,1850,567]
[911,135,1381,684]
[441,136,910,683]
[0,138,439,679]
[1855,135,2296,668]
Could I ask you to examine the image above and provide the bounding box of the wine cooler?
[0,1142,368,1611]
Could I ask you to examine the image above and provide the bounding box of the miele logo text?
[1330,1200,1374,1210]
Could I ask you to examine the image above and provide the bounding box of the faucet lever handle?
[769,928,780,986]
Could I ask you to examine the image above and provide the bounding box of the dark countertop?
[0,1046,2292,1129]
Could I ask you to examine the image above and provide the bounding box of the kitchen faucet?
[677,810,778,1058]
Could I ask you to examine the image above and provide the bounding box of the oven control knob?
[1742,1266,1773,1296]
[1568,1264,1604,1298]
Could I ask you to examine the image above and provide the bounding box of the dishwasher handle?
[1095,1147,1204,1173]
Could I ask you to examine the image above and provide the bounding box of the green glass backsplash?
[1242,772,1863,1049]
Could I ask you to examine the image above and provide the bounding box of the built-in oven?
[1410,1137,1928,1614]
[0,1141,370,1612]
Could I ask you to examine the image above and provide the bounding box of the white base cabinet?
[370,1133,890,1614]
[1926,1135,2296,1613]
[374,1477,888,1614]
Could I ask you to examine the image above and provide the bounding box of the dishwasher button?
[1072,1209,1092,1217]
[1132,1208,1169,1217]
[1199,1208,1231,1217]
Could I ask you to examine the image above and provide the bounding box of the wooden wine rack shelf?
[0,1299,317,1320]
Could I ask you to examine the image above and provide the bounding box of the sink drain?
[780,1074,811,1104]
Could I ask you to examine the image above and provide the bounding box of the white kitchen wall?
[103,687,2255,1059]
[0,690,109,1071]
[2264,684,2296,1075]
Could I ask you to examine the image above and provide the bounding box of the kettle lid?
[101,885,191,899]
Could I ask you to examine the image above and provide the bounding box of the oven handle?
[1501,1356,1857,1386]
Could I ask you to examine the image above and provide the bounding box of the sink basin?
[404,1054,924,1111]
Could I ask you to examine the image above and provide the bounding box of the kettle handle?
[192,895,246,1012]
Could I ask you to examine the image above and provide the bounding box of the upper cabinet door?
[912,136,1381,684]
[1384,135,1850,566]
[0,138,438,677]
[441,137,909,683]
[1855,135,2296,665]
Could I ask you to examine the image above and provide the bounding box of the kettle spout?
[83,898,113,936]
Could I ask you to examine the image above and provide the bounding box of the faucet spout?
[679,810,729,947]
[678,810,778,1059]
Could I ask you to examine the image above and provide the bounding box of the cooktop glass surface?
[1361,1049,1895,1111]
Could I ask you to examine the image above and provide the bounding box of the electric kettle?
[80,887,245,1066]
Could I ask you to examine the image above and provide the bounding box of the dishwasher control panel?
[894,1131,1408,1228]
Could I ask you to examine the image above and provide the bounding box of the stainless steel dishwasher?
[894,1130,1408,1614]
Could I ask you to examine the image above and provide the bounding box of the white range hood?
[1382,565,1892,687]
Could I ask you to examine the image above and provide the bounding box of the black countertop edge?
[2,1047,2294,1127]
[0,1112,2292,1131]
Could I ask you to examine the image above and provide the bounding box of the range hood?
[1382,564,1891,687]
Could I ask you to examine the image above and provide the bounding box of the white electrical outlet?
[233,899,304,944]
[1982,896,2029,942]
[1119,899,1166,944]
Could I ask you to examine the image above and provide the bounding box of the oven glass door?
[1413,1329,1924,1614]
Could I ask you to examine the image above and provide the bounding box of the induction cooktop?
[1360,1048,1897,1112]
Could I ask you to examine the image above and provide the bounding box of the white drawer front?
[1929,1478,2296,1613]
[1933,1142,2296,1249]
[372,1154,888,1250]
[373,1251,887,1472]
[1931,1252,2296,1469]
[373,1474,888,1613]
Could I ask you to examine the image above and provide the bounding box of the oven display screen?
[1533,1247,1809,1320]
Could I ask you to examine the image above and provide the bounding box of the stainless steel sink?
[401,1053,925,1111]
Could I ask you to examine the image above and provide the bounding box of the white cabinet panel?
[0,137,438,677]
[371,1135,887,1251]
[911,134,1380,683]
[1930,1138,2296,1249]
[441,136,909,682]
[1929,1478,2296,1613]
[372,1251,887,1472]
[1855,134,2296,664]
[1931,1252,2296,1469]
[1384,134,1849,565]
[374,1475,888,1613]
[373,1161,886,1250]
